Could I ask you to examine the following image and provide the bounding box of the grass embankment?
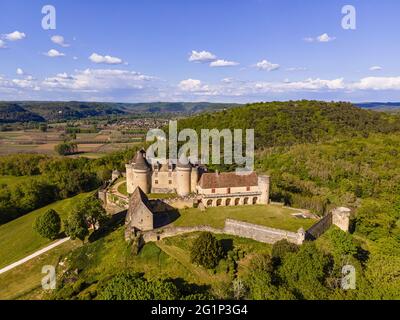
[174,204,315,232]
[0,193,91,269]
[0,240,81,300]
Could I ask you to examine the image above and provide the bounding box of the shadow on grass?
[89,210,127,242]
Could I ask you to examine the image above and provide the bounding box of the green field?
[0,193,91,269]
[174,204,315,232]
[0,240,81,300]
[0,225,272,299]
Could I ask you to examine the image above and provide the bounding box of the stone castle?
[125,150,270,208]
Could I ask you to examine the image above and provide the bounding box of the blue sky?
[0,0,400,102]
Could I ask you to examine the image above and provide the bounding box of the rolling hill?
[0,101,241,123]
[178,100,400,148]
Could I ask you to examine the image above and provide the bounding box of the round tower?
[133,150,150,194]
[258,175,270,204]
[176,156,191,196]
[190,166,199,193]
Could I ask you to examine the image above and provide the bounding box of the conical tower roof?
[177,154,191,169]
[133,150,149,170]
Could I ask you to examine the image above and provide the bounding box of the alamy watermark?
[146,121,254,174]
[342,5,356,30]
[41,265,56,290]
[42,5,57,30]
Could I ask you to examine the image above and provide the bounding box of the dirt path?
[0,237,70,275]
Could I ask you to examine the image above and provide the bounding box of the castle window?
[155,180,158,184]
[169,180,172,185]
[212,188,216,194]
[246,186,250,191]
[227,188,231,194]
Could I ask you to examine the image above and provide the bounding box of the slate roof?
[198,172,258,189]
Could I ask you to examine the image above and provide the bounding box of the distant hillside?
[0,103,45,123]
[357,102,400,113]
[178,100,400,149]
[0,101,240,123]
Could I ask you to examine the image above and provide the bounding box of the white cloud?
[317,33,335,42]
[51,35,70,47]
[188,50,217,63]
[73,56,78,60]
[210,59,239,67]
[42,69,154,91]
[369,66,383,71]
[16,68,24,75]
[0,40,6,48]
[3,31,26,41]
[304,33,335,43]
[178,79,210,92]
[255,59,280,71]
[89,53,123,65]
[45,49,65,57]
[351,76,400,90]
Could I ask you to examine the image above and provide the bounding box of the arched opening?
[225,198,231,206]
[207,199,213,207]
[216,199,222,206]
[234,198,240,206]
[252,197,258,204]
[244,197,249,205]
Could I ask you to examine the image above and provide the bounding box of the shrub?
[33,209,61,240]
[190,232,224,269]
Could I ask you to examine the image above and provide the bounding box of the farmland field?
[0,129,142,157]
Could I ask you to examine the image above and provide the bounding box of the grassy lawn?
[117,181,128,196]
[174,204,315,232]
[0,240,81,300]
[0,192,91,269]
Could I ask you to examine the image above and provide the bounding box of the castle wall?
[140,219,304,245]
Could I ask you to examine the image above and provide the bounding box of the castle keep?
[125,150,270,208]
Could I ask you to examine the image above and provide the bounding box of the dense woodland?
[0,101,239,123]
[1,100,400,299]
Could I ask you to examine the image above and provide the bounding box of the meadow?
[0,192,91,269]
[174,204,315,232]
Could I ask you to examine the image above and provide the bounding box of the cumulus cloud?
[3,31,26,41]
[45,49,65,57]
[369,66,383,71]
[51,35,70,47]
[351,76,400,90]
[16,68,24,75]
[42,69,154,91]
[210,59,239,67]
[178,79,210,92]
[89,53,123,65]
[255,59,280,71]
[304,33,336,43]
[188,50,217,63]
